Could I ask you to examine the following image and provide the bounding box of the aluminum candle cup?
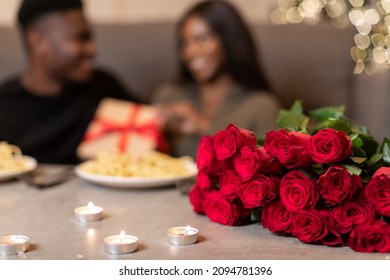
[166,226,199,245]
[104,231,138,254]
[74,202,103,222]
[0,235,30,255]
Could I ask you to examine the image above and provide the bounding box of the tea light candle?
[0,235,30,255]
[104,231,138,254]
[166,225,199,245]
[74,202,103,222]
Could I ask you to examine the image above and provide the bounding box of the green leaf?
[312,163,327,175]
[257,138,264,146]
[277,110,309,131]
[352,147,366,158]
[367,153,383,167]
[276,100,309,131]
[343,164,362,176]
[251,208,261,222]
[349,134,363,148]
[350,157,367,164]
[382,216,390,224]
[326,119,351,134]
[359,134,378,158]
[362,176,372,184]
[290,100,304,115]
[380,138,390,165]
[309,105,345,121]
[351,124,369,135]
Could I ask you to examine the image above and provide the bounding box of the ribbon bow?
[83,104,168,153]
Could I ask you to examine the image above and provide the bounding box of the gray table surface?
[0,166,389,260]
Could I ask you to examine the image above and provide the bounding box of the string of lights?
[272,1,390,74]
[271,0,350,27]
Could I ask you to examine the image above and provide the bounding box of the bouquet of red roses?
[189,101,390,253]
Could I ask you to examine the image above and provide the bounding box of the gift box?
[77,98,166,160]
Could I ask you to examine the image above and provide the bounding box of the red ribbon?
[83,104,168,153]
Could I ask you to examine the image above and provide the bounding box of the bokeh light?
[272,0,390,74]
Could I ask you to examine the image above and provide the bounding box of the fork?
[18,165,75,189]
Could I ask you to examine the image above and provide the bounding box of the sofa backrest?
[0,22,355,106]
[94,23,178,101]
[1,22,388,139]
[94,22,356,111]
[0,27,25,82]
[255,23,356,111]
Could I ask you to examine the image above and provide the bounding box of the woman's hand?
[157,102,210,135]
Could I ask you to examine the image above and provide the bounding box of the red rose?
[197,170,216,191]
[261,200,291,234]
[213,129,236,161]
[331,202,376,234]
[238,174,279,209]
[373,167,390,177]
[289,131,313,166]
[189,184,209,214]
[213,124,256,161]
[257,147,284,175]
[219,170,241,201]
[264,129,312,169]
[308,128,352,164]
[317,209,343,247]
[365,173,390,216]
[348,221,390,253]
[236,126,257,147]
[204,191,249,225]
[233,146,260,181]
[280,170,320,211]
[214,159,234,176]
[196,135,216,172]
[318,165,362,206]
[291,209,328,243]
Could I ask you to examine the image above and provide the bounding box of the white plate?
[75,160,198,188]
[0,156,38,182]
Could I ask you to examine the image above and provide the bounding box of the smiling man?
[0,0,141,164]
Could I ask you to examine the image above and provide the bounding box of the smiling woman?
[152,0,281,160]
[179,15,224,84]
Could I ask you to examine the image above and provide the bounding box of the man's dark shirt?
[0,69,142,164]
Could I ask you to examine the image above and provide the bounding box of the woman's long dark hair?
[176,0,271,91]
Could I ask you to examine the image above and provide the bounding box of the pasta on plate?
[0,142,30,174]
[79,151,195,178]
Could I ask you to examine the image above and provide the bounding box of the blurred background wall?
[0,0,389,140]
[0,0,274,26]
